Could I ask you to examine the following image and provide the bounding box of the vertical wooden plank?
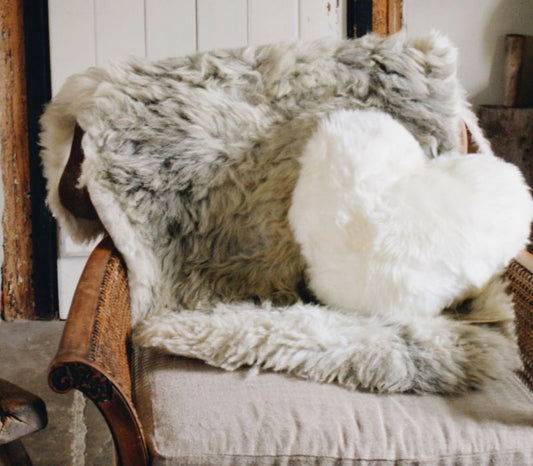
[299,0,345,41]
[94,0,145,64]
[373,0,402,36]
[146,0,196,60]
[387,0,402,35]
[503,34,525,107]
[372,0,388,36]
[197,0,248,52]
[48,0,96,95]
[248,0,298,46]
[0,0,34,319]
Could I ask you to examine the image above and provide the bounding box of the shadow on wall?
[472,0,533,106]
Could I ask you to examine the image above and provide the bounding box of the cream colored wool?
[40,31,527,394]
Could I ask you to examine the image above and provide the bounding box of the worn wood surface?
[372,0,402,36]
[0,440,32,466]
[478,106,533,189]
[49,237,149,465]
[503,35,525,107]
[0,379,47,445]
[517,35,533,107]
[0,0,35,320]
[477,106,533,250]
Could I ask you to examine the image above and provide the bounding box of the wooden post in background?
[348,0,403,39]
[372,0,403,37]
[503,34,525,107]
[0,0,35,319]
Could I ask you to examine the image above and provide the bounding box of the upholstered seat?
[134,349,533,465]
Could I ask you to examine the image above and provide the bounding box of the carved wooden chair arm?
[507,251,533,391]
[48,237,149,466]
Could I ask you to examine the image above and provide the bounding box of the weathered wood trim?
[347,0,403,39]
[0,0,35,319]
[372,0,403,36]
[0,378,48,444]
[503,34,525,107]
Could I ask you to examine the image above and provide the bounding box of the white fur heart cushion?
[289,110,533,319]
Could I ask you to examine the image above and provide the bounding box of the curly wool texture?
[134,289,519,395]
[40,32,521,394]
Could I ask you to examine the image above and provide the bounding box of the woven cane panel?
[507,260,533,392]
[89,251,133,400]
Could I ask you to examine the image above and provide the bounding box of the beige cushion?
[134,348,533,465]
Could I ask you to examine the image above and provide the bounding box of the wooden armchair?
[48,127,533,466]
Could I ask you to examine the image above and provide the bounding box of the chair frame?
[48,237,149,465]
[48,126,533,466]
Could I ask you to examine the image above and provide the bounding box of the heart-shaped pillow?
[289,110,533,318]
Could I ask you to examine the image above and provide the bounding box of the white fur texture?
[289,110,533,319]
[40,32,527,394]
[134,295,519,394]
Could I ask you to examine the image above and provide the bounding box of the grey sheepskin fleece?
[40,31,518,394]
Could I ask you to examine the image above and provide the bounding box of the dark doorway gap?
[23,0,58,319]
[347,0,373,38]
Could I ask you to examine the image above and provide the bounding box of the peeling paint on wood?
[0,0,35,320]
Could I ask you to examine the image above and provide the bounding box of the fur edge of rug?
[133,280,520,395]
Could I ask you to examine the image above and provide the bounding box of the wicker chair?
[48,128,533,466]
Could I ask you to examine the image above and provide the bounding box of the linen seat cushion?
[133,348,533,465]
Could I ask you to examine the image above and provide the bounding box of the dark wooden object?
[517,36,533,107]
[503,34,533,108]
[0,0,35,320]
[0,379,47,466]
[477,107,533,185]
[503,35,525,107]
[0,439,33,466]
[0,379,47,445]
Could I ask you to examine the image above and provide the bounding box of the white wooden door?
[48,0,346,318]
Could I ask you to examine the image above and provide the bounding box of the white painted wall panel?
[94,0,146,64]
[197,0,248,51]
[146,0,197,59]
[48,0,96,95]
[57,257,90,319]
[248,0,298,45]
[59,231,101,258]
[299,0,345,41]
[49,0,98,319]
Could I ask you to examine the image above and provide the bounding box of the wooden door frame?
[1,0,57,320]
[347,0,403,38]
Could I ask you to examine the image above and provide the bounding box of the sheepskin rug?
[40,31,531,394]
